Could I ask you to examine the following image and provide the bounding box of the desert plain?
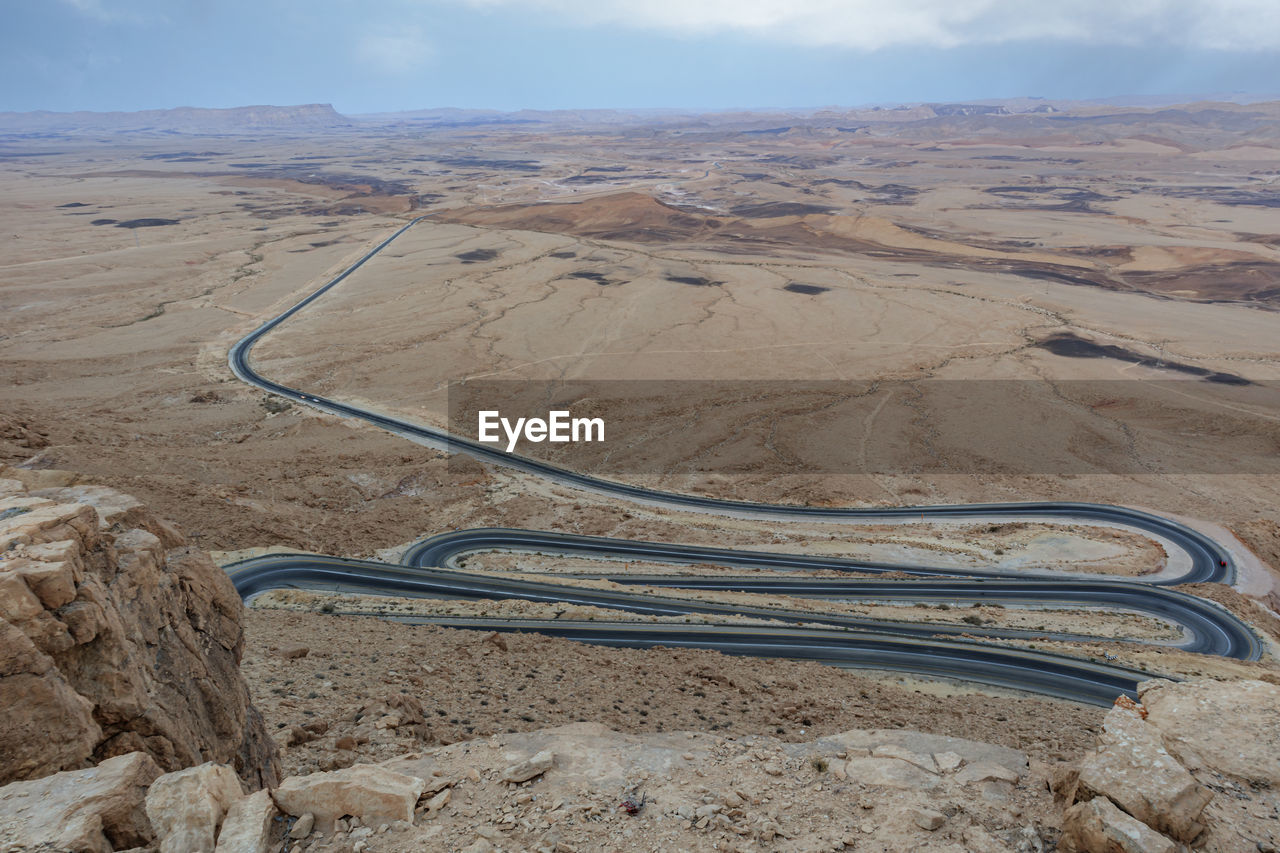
[3,99,1280,851]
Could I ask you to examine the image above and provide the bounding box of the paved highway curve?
[225,216,1260,706]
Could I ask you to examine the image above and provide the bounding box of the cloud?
[457,0,1280,50]
[354,27,434,74]
[57,0,159,25]
[58,0,114,20]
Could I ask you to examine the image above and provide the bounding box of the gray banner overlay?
[447,380,1280,475]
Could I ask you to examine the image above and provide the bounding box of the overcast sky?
[3,0,1279,113]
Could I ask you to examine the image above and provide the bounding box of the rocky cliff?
[1057,679,1280,853]
[0,468,278,789]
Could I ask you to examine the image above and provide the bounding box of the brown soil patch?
[242,609,1103,778]
[442,191,1280,306]
[1236,518,1280,579]
[445,191,727,243]
[1173,582,1280,643]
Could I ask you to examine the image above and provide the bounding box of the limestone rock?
[214,789,277,853]
[1077,705,1212,843]
[424,787,451,814]
[273,764,426,830]
[499,749,554,783]
[1060,796,1178,853]
[842,757,939,790]
[816,728,1027,776]
[145,762,245,853]
[962,824,1015,852]
[0,751,161,853]
[288,812,314,839]
[1139,678,1280,786]
[956,761,1021,786]
[0,618,101,781]
[872,744,938,774]
[0,478,279,788]
[910,807,946,831]
[29,484,185,548]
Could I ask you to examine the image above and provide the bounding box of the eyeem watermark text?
[478,410,604,452]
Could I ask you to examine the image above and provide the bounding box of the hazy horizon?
[4,0,1279,114]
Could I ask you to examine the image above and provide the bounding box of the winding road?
[225,215,1260,706]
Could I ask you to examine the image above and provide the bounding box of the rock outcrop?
[145,763,245,853]
[0,469,278,789]
[0,751,161,852]
[272,765,427,831]
[1061,796,1178,853]
[1059,679,1280,853]
[1139,678,1280,787]
[214,789,277,853]
[1075,702,1213,842]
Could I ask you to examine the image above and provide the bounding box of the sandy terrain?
[3,115,1279,568]
[3,102,1279,727]
[241,609,1104,781]
[448,520,1167,577]
[250,587,1182,642]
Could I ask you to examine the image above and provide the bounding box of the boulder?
[1060,796,1178,853]
[288,812,314,839]
[145,763,244,853]
[1139,678,1280,786]
[214,789,277,853]
[1076,705,1212,843]
[500,749,555,783]
[273,764,426,830]
[29,484,185,548]
[871,744,937,774]
[956,761,1021,786]
[841,757,939,790]
[815,728,1027,776]
[0,751,161,852]
[910,807,946,831]
[0,478,279,788]
[0,618,101,780]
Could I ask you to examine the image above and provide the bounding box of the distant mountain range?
[0,103,349,134]
[2,98,1278,138]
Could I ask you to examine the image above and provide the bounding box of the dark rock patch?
[142,151,227,160]
[667,275,720,287]
[731,201,834,218]
[436,157,542,172]
[115,218,179,228]
[566,271,614,286]
[784,283,829,295]
[1035,333,1251,385]
[90,219,118,226]
[456,248,500,263]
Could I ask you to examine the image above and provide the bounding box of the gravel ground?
[242,609,1104,779]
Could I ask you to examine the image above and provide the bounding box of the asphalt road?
[226,552,1161,706]
[228,552,1256,658]
[225,216,1257,706]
